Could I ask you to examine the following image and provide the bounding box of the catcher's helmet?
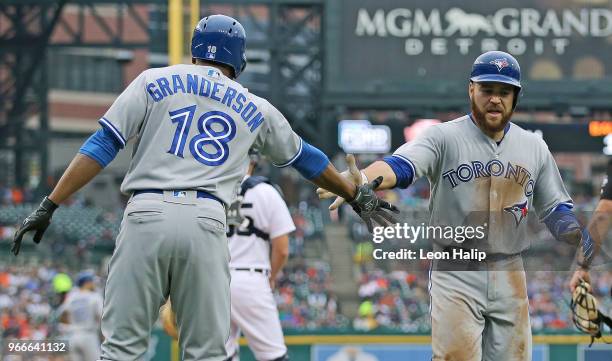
[191,15,247,78]
[470,51,521,89]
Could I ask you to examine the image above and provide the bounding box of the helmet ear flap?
[512,87,521,110]
[240,55,247,75]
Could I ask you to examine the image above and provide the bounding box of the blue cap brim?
[470,74,521,89]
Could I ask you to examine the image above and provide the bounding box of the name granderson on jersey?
[146,72,264,132]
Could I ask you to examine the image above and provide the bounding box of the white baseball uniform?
[225,176,295,361]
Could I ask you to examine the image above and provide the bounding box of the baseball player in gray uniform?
[224,152,293,361]
[59,271,104,361]
[319,51,594,360]
[11,14,397,361]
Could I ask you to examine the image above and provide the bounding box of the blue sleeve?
[542,204,577,238]
[78,127,122,167]
[290,141,329,179]
[382,155,414,189]
[543,204,594,264]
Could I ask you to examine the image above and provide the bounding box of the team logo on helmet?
[503,199,528,227]
[491,58,510,72]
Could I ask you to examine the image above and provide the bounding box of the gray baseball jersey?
[59,288,103,361]
[98,64,302,360]
[393,114,572,255]
[100,64,301,204]
[60,288,103,332]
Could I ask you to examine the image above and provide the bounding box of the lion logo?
[445,8,494,36]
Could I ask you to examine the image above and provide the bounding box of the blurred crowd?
[275,261,349,330]
[354,268,430,332]
[353,266,612,332]
[0,263,104,341]
[3,263,610,339]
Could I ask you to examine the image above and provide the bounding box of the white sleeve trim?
[391,154,417,185]
[273,138,304,168]
[99,117,127,147]
[540,201,575,221]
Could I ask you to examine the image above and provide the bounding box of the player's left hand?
[569,267,591,293]
[348,176,400,233]
[316,154,366,210]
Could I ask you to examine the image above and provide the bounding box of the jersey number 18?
[167,105,237,166]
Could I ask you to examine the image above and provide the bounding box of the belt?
[133,189,222,205]
[232,268,270,275]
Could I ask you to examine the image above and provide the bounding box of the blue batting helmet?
[191,15,247,78]
[470,51,521,90]
[76,271,95,287]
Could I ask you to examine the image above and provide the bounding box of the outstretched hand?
[348,176,400,233]
[316,154,366,210]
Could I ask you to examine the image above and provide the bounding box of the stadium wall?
[148,330,611,361]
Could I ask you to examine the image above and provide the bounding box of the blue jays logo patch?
[504,200,528,227]
[491,58,509,72]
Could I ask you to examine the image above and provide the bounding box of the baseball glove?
[570,280,612,346]
[159,300,178,340]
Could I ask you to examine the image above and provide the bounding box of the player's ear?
[468,81,474,100]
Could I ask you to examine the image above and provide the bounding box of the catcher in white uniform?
[224,151,293,361]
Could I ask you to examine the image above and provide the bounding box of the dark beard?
[470,97,513,134]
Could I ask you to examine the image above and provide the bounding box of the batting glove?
[348,176,400,233]
[12,196,58,256]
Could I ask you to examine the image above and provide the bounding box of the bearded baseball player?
[319,51,595,360]
[11,14,398,361]
[58,271,104,361]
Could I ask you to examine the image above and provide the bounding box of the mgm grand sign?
[355,7,612,56]
[330,1,612,88]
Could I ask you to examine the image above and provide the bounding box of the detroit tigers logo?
[491,58,510,72]
[503,200,528,227]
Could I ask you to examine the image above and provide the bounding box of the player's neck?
[470,114,506,142]
[481,128,505,142]
[192,59,234,78]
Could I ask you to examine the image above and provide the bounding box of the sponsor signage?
[339,120,392,153]
[327,0,612,94]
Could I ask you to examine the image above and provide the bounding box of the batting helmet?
[76,271,95,287]
[191,15,247,78]
[470,51,521,89]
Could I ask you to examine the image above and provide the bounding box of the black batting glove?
[348,176,400,233]
[12,196,58,256]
